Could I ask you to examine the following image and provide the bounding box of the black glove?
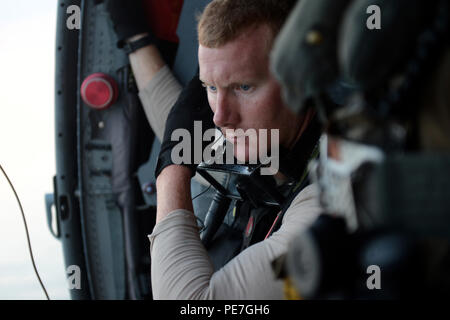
[105,0,150,48]
[155,72,215,178]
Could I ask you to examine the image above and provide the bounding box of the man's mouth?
[224,133,245,144]
[222,129,240,141]
[221,128,264,145]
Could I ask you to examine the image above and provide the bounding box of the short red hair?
[197,0,296,48]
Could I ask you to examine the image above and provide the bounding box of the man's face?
[199,24,302,163]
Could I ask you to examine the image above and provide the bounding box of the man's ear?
[327,136,341,161]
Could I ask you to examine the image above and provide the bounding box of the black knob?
[287,214,353,299]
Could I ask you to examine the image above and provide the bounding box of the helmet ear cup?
[270,0,352,115]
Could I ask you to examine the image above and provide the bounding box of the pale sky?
[0,0,70,299]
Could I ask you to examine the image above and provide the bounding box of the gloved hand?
[105,0,151,48]
[155,72,215,178]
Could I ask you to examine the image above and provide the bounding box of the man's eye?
[203,84,216,92]
[239,84,251,91]
[201,83,217,93]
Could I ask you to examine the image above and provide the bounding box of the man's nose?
[212,91,237,128]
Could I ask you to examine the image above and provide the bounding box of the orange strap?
[264,210,282,239]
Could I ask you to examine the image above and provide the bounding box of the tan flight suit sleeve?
[138,65,183,142]
[137,65,211,186]
[148,184,322,300]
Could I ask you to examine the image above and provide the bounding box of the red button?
[81,73,118,110]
